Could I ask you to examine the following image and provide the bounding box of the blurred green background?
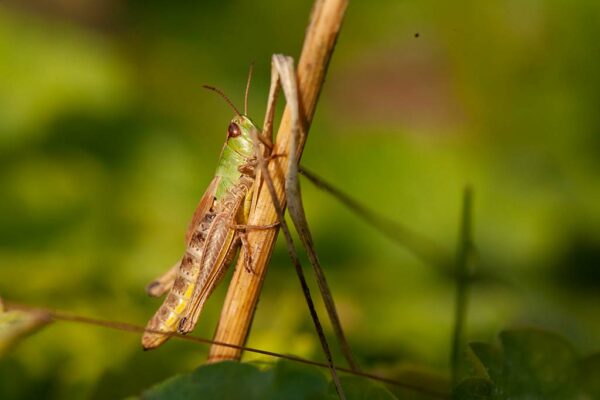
[1,0,599,398]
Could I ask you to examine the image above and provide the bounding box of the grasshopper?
[142,53,347,397]
[141,69,275,350]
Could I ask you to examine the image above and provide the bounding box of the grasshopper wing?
[178,213,239,334]
[185,176,219,245]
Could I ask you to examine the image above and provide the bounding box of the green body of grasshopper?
[142,115,259,349]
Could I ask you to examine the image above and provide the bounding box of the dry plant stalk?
[208,0,348,362]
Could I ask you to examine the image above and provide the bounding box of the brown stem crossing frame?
[208,0,348,363]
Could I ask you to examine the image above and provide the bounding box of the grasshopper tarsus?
[145,282,162,297]
[243,255,255,274]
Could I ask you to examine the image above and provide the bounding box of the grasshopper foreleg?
[232,223,279,231]
[257,133,274,151]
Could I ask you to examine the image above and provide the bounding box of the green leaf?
[465,329,587,399]
[500,329,578,399]
[327,376,397,400]
[142,360,399,400]
[265,359,329,400]
[580,353,600,399]
[142,361,271,400]
[468,342,502,382]
[453,377,492,400]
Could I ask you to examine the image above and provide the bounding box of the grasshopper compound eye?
[228,122,241,138]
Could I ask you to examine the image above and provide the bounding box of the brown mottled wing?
[185,176,220,245]
[177,217,238,334]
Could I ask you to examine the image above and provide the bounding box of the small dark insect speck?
[414,32,420,38]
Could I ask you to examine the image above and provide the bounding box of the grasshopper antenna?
[202,85,242,117]
[244,62,254,116]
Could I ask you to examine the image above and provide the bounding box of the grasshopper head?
[227,115,257,158]
[202,82,258,159]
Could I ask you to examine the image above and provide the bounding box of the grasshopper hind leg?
[146,261,181,297]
